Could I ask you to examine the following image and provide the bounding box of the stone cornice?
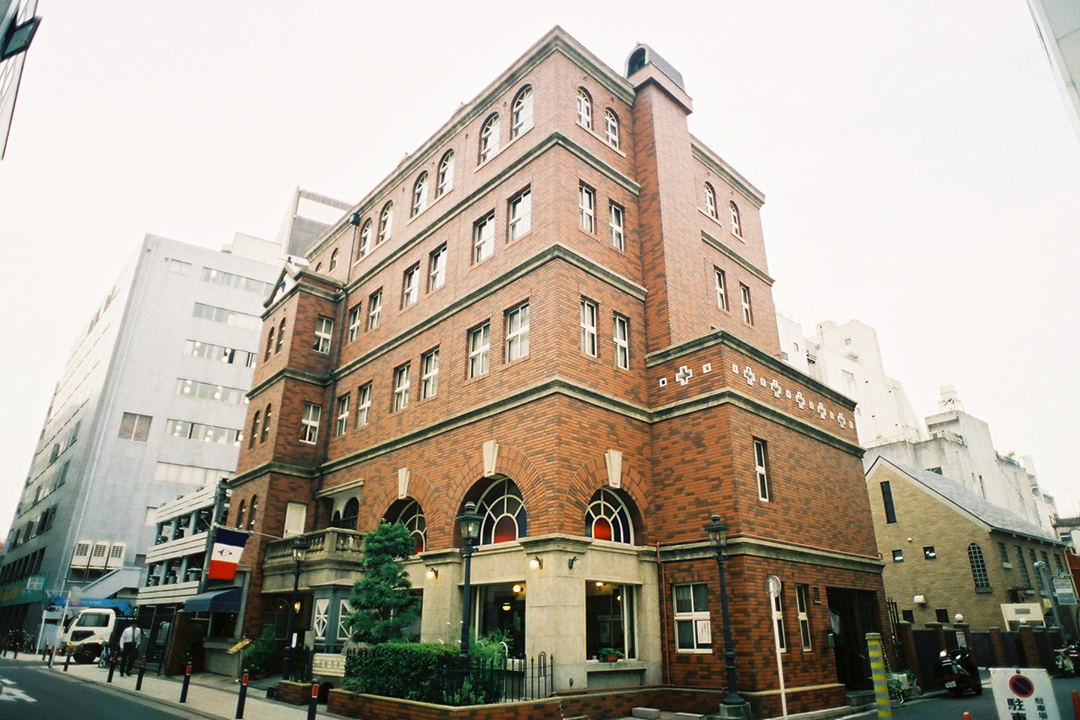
[306,28,636,261]
[335,244,646,380]
[645,331,857,411]
[658,537,882,574]
[700,230,773,285]
[690,138,765,208]
[248,367,330,401]
[229,461,317,488]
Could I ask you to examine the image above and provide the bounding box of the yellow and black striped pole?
[867,633,891,719]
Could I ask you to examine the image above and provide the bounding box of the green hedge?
[343,643,458,703]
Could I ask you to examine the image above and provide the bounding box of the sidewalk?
[7,652,346,720]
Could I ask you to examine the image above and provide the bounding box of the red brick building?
[229,28,888,717]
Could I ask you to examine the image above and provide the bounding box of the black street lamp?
[457,501,482,658]
[281,535,309,680]
[703,513,745,709]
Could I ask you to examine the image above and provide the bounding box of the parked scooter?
[933,647,983,697]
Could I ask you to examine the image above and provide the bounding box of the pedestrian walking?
[118,621,143,676]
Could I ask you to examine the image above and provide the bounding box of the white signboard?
[695,619,712,646]
[991,667,1059,720]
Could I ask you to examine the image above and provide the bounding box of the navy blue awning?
[183,587,241,613]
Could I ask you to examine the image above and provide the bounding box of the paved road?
[0,656,189,720]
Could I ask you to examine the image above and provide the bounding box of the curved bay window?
[476,477,527,545]
[384,498,426,553]
[585,487,634,544]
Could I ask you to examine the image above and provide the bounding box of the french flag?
[207,528,250,581]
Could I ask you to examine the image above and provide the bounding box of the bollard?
[866,632,891,719]
[307,681,319,720]
[235,669,249,719]
[1072,689,1079,720]
[179,663,192,703]
[48,647,56,668]
[962,713,972,720]
[135,657,146,691]
[107,651,117,683]
[63,646,72,672]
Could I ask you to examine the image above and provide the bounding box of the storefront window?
[586,582,636,659]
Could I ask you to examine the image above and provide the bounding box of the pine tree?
[344,522,419,644]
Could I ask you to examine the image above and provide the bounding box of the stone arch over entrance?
[450,443,546,542]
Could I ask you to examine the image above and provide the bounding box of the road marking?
[0,676,38,702]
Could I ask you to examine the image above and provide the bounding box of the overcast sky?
[1,1,1077,540]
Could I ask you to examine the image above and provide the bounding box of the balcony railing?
[265,527,365,563]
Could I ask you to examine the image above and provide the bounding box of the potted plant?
[599,648,624,662]
[245,628,276,679]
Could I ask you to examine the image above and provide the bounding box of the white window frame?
[480,114,500,163]
[509,189,531,241]
[673,583,712,653]
[580,299,598,356]
[378,202,393,244]
[474,213,495,263]
[356,383,371,427]
[772,585,787,651]
[729,201,742,237]
[740,284,753,325]
[796,584,812,651]
[357,220,372,259]
[402,263,419,309]
[393,363,411,412]
[714,268,728,310]
[511,86,533,138]
[754,438,770,501]
[314,317,333,354]
[609,202,624,250]
[577,88,592,129]
[329,248,339,271]
[347,305,361,342]
[579,184,595,233]
[428,244,447,291]
[335,394,350,436]
[505,303,529,362]
[411,172,428,217]
[301,403,321,445]
[604,109,619,149]
[421,348,439,400]
[468,323,490,378]
[613,313,629,370]
[705,183,718,219]
[367,290,382,330]
[437,150,455,196]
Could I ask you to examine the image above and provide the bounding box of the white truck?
[61,607,132,664]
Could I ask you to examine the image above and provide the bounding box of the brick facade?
[228,28,888,717]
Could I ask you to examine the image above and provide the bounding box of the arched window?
[330,248,339,271]
[585,487,634,544]
[511,85,533,138]
[357,219,372,258]
[479,114,500,163]
[377,202,393,244]
[576,88,592,129]
[235,500,246,529]
[249,411,260,449]
[314,262,322,272]
[265,327,275,362]
[729,201,742,237]
[476,478,527,545]
[247,495,258,530]
[968,543,990,589]
[261,403,272,443]
[411,172,429,217]
[385,498,426,554]
[341,497,359,531]
[331,510,342,527]
[704,183,718,219]
[437,150,455,196]
[276,318,286,352]
[604,109,619,149]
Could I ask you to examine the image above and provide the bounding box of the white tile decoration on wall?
[702,363,712,374]
[795,391,806,409]
[676,365,693,386]
[743,366,756,386]
[817,402,827,419]
[838,413,846,429]
[771,379,782,398]
[732,363,740,373]
[785,390,792,399]
[658,377,667,387]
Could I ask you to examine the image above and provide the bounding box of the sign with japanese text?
[991,668,1059,720]
[1053,577,1077,605]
